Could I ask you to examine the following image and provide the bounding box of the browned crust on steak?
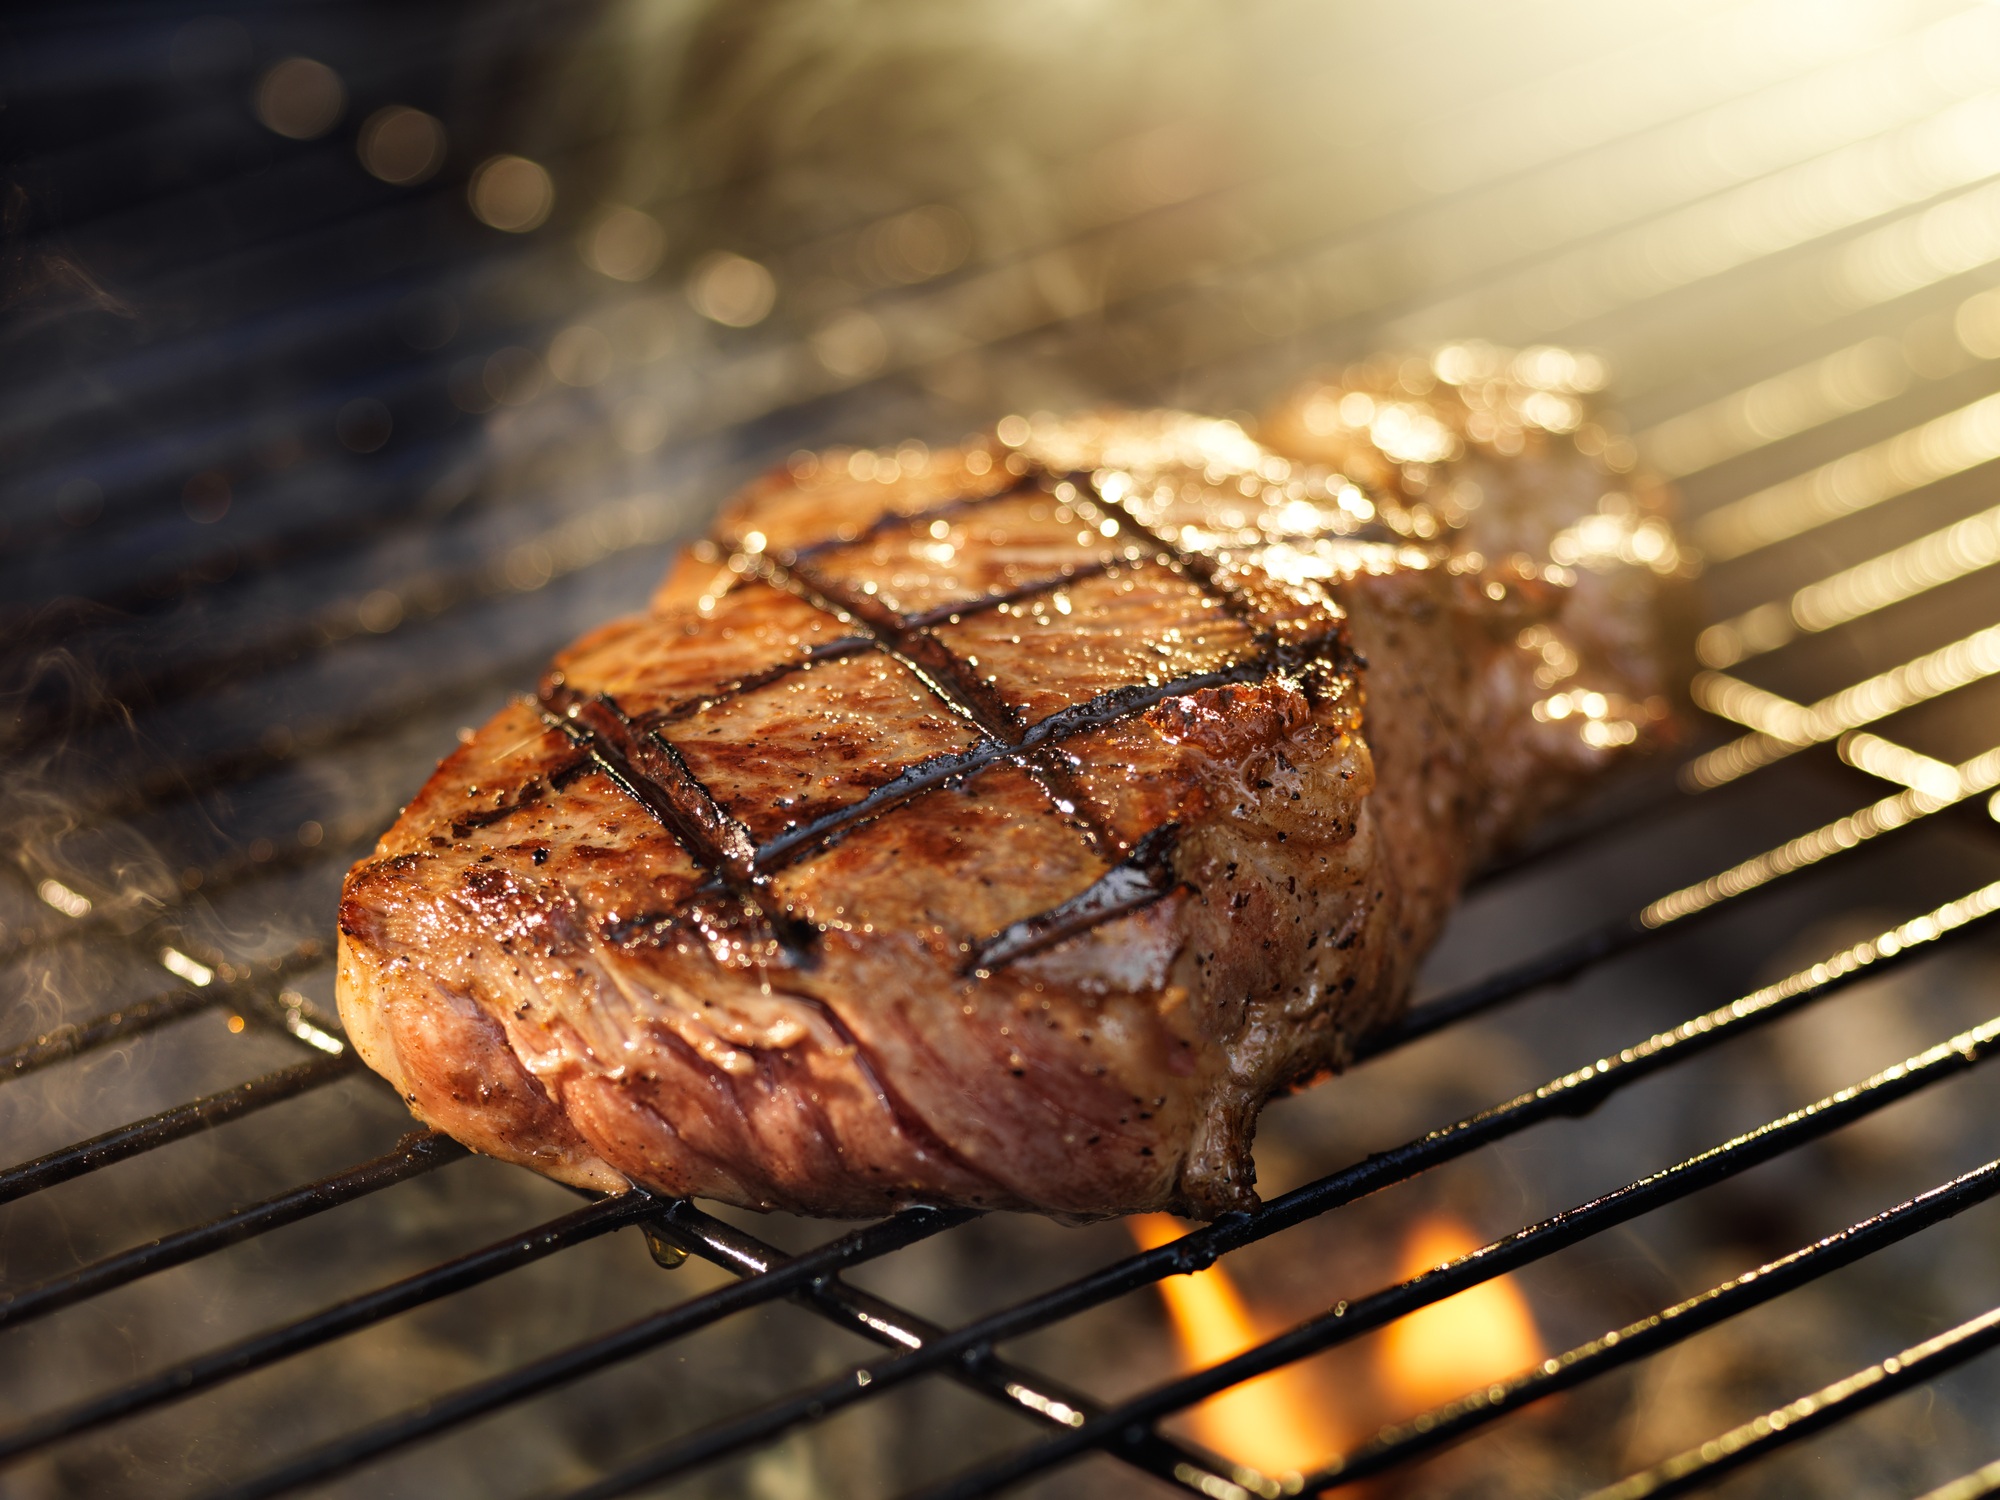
[338,366,1683,1219]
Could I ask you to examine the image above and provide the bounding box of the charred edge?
[537,686,820,962]
[542,685,756,880]
[1019,747,1125,859]
[783,467,1045,562]
[967,823,1183,976]
[449,779,545,838]
[434,748,588,840]
[548,752,595,790]
[750,654,1278,876]
[441,753,592,839]
[749,745,1002,874]
[599,910,679,947]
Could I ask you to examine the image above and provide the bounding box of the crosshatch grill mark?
[537,684,819,960]
[748,547,1130,858]
[512,454,1357,969]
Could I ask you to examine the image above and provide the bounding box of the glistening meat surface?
[337,356,1685,1218]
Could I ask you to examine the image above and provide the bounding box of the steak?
[336,350,1685,1218]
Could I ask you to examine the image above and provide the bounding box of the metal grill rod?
[1921,1457,2000,1499]
[3,696,1968,1480]
[0,1100,1232,1498]
[0,0,1857,472]
[193,1205,970,1500]
[1312,1155,2000,1488]
[647,1201,1245,1499]
[3,748,1984,1488]
[1381,737,2000,1055]
[74,647,563,829]
[974,29,2000,408]
[1687,625,2000,790]
[0,1200,656,1472]
[0,944,325,1069]
[1635,292,2000,485]
[0,1194,655,1466]
[14,708,1968,1256]
[1585,1302,2000,1500]
[0,1131,462,1333]
[7,712,1976,1488]
[488,887,2000,1500]
[0,1051,358,1205]
[906,1009,2000,1500]
[7,5,1992,1496]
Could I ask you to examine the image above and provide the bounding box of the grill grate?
[6,1,2000,1497]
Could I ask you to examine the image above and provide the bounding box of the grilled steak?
[337,348,1685,1218]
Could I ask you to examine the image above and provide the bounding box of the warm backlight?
[1377,1215,1546,1414]
[1129,1214,1341,1478]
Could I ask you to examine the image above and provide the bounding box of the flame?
[1376,1216,1546,1414]
[1130,1214,1342,1478]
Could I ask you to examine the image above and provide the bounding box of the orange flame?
[1376,1215,1546,1415]
[1129,1214,1342,1478]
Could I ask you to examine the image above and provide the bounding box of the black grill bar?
[1,487,680,756]
[643,1202,1246,1499]
[0,943,327,1077]
[29,544,1972,1059]
[1312,1155,2000,1489]
[1359,915,1643,1060]
[1460,774,1689,896]
[494,887,2000,1499]
[0,1052,359,1206]
[1584,1302,2000,1500]
[0,1194,657,1467]
[0,1131,463,1333]
[195,1205,972,1500]
[1372,738,2000,1058]
[1,978,219,1077]
[1921,1458,2000,1500]
[78,648,561,829]
[907,1010,2000,1500]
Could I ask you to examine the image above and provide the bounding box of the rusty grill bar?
[6,2,2000,1497]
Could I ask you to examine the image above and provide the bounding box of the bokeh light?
[468,154,554,232]
[685,251,774,326]
[253,57,344,139]
[581,205,666,281]
[547,324,614,386]
[358,105,447,184]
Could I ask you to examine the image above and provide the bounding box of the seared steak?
[337,351,1684,1218]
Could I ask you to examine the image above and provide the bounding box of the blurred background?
[4,2,2000,1497]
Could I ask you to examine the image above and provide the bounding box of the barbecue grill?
[5,1,2000,1496]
